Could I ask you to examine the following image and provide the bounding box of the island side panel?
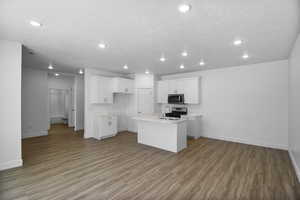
[137,121,178,152]
[177,122,187,152]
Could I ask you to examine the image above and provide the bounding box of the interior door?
[137,88,153,114]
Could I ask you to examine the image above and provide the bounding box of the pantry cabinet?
[182,78,200,104]
[89,75,113,104]
[156,77,200,104]
[157,81,168,103]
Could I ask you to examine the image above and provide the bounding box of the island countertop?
[133,114,187,124]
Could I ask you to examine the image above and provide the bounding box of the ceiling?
[0,0,299,75]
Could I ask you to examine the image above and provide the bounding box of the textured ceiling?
[0,0,299,75]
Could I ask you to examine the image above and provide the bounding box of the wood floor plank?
[0,124,299,200]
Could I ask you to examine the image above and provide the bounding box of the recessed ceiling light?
[48,64,53,70]
[181,51,188,57]
[180,64,185,69]
[98,43,107,49]
[54,73,60,77]
[123,65,128,69]
[145,70,150,74]
[242,53,249,59]
[233,39,243,46]
[160,57,166,62]
[199,60,205,66]
[78,69,84,74]
[29,20,42,27]
[178,4,191,13]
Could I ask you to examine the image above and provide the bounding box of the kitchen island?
[133,115,187,153]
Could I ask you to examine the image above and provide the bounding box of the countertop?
[133,114,187,124]
[181,113,202,120]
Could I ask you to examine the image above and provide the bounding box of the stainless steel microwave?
[168,94,184,104]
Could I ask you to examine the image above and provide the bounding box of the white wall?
[288,33,300,181]
[161,60,289,150]
[22,68,49,138]
[74,75,84,131]
[0,41,22,170]
[48,75,74,90]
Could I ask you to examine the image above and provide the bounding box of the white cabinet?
[112,77,134,94]
[167,79,184,94]
[94,114,117,139]
[181,115,202,138]
[156,77,200,104]
[89,76,113,104]
[157,81,168,103]
[182,78,200,104]
[137,88,154,114]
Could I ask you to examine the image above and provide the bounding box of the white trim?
[289,150,300,183]
[0,159,23,171]
[22,130,48,139]
[202,135,288,150]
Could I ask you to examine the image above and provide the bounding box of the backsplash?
[160,104,202,115]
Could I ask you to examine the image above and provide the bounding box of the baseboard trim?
[288,150,300,183]
[0,159,23,171]
[202,135,288,150]
[22,130,48,139]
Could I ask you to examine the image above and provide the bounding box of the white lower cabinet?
[94,115,117,139]
[182,115,202,139]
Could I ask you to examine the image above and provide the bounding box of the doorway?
[48,74,84,133]
[49,88,74,126]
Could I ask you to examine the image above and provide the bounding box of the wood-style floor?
[0,124,299,200]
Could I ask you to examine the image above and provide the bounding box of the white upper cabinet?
[182,77,200,104]
[157,81,168,103]
[156,77,200,104]
[168,79,178,94]
[89,75,113,104]
[112,77,134,94]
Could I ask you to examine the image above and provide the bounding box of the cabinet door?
[157,81,168,103]
[123,79,134,94]
[183,78,199,104]
[168,79,178,94]
[113,78,134,94]
[167,79,185,94]
[90,76,112,104]
[89,76,101,103]
[99,77,113,104]
[101,116,117,137]
[175,79,185,94]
